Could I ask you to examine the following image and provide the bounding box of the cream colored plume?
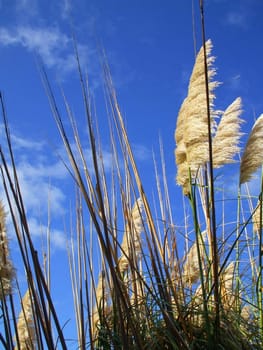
[95,271,107,305]
[92,270,110,333]
[118,198,144,273]
[220,261,235,308]
[175,39,219,194]
[182,231,207,285]
[15,289,36,350]
[241,304,252,321]
[213,97,243,167]
[252,201,263,233]
[240,114,263,184]
[0,201,15,299]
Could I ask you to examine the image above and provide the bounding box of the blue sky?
[0,0,263,346]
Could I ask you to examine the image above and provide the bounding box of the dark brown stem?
[199,0,220,344]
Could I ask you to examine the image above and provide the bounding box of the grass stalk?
[199,0,220,340]
[188,174,211,343]
[258,173,263,338]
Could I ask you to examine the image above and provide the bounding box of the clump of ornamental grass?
[51,37,262,348]
[0,8,262,350]
[1,40,263,349]
[174,35,263,348]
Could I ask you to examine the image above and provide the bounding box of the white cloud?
[27,217,68,250]
[228,74,241,91]
[11,134,44,151]
[0,25,89,75]
[132,144,151,162]
[225,11,246,27]
[15,0,38,17]
[0,154,69,252]
[17,159,68,180]
[0,124,44,150]
[0,131,68,220]
[15,164,67,215]
[61,0,72,20]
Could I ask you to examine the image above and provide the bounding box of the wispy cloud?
[0,25,89,75]
[8,160,67,216]
[225,11,246,27]
[132,144,152,162]
[228,74,242,91]
[15,0,38,17]
[0,124,44,150]
[0,128,69,245]
[60,0,72,20]
[27,217,67,251]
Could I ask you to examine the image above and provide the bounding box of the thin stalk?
[258,173,263,338]
[0,294,14,349]
[188,177,211,343]
[199,0,220,340]
[235,187,242,316]
[46,185,51,323]
[76,191,86,350]
[9,292,21,350]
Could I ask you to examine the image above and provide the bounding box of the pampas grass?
[0,6,262,349]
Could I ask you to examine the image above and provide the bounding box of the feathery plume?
[240,114,263,184]
[15,289,36,350]
[191,284,203,308]
[252,201,263,233]
[220,262,235,308]
[182,231,207,285]
[213,97,243,167]
[0,201,15,299]
[241,304,252,321]
[175,39,219,193]
[118,198,144,273]
[92,270,111,334]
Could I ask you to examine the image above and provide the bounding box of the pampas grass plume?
[175,39,219,193]
[15,289,36,350]
[252,201,263,233]
[240,114,263,184]
[182,231,207,285]
[118,198,143,273]
[213,97,243,167]
[220,261,235,308]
